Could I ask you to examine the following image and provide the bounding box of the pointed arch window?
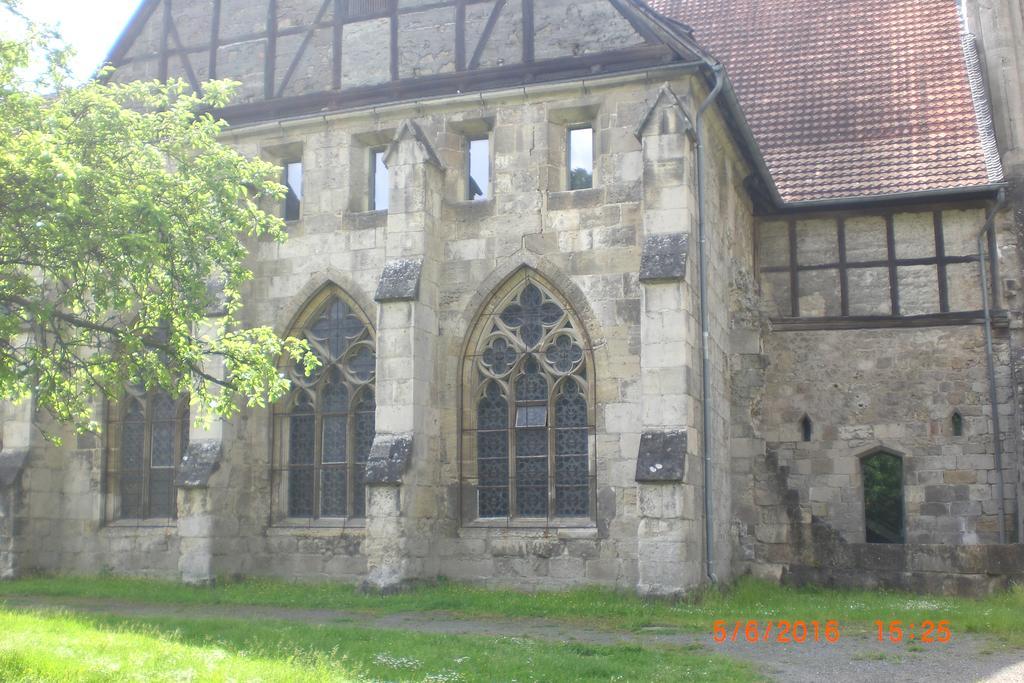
[862,450,905,544]
[274,290,376,522]
[463,273,595,523]
[951,410,964,437]
[106,387,189,521]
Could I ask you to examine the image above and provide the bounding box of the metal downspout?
[977,189,1009,543]
[697,63,726,583]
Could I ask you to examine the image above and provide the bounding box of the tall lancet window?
[106,386,189,521]
[463,272,595,523]
[274,289,376,522]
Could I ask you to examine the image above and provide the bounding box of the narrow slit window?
[468,137,490,201]
[284,160,303,221]
[952,410,964,436]
[568,126,594,191]
[370,148,389,212]
[800,414,812,442]
[862,451,905,544]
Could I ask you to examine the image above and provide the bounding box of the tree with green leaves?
[0,2,315,439]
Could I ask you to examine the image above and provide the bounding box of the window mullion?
[508,392,516,521]
[547,390,556,523]
[314,406,323,520]
[142,396,153,519]
[347,390,355,518]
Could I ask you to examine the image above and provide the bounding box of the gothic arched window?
[106,387,189,520]
[862,450,905,544]
[274,289,376,521]
[463,272,595,522]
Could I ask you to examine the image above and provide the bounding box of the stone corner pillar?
[175,315,227,586]
[363,119,445,591]
[635,84,704,596]
[175,439,223,585]
[0,396,34,581]
[0,447,30,580]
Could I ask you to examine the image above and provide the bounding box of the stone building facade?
[1,0,1023,595]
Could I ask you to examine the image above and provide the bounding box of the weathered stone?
[175,441,222,489]
[639,232,689,283]
[635,431,687,482]
[375,258,424,302]
[0,450,28,488]
[365,434,414,485]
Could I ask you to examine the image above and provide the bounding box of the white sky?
[15,0,144,81]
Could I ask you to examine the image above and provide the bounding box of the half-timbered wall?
[109,0,669,121]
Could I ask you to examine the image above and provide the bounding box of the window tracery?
[465,275,594,522]
[275,291,376,521]
[107,387,189,520]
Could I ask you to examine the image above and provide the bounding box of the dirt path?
[3,596,1023,682]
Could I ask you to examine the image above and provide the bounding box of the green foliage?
[0,4,317,436]
[862,452,904,543]
[569,166,593,191]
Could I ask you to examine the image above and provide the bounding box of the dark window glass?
[952,411,964,436]
[114,390,187,520]
[568,126,594,190]
[468,138,489,201]
[284,161,302,221]
[119,399,146,519]
[800,415,813,442]
[863,452,905,544]
[470,278,592,521]
[281,295,375,519]
[370,149,389,211]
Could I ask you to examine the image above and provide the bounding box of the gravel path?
[3,596,1022,682]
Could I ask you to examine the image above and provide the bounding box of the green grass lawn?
[0,609,757,682]
[1,575,1022,645]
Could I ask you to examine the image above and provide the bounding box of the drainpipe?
[977,189,1008,544]
[696,63,726,583]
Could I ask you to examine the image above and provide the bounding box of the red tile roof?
[647,0,1001,202]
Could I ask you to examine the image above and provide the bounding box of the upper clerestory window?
[370,148,389,212]
[468,137,490,201]
[568,125,594,191]
[283,160,303,222]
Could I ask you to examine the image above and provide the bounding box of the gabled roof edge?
[627,0,786,209]
[961,33,1005,184]
[104,0,162,69]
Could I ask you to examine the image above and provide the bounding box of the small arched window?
[274,289,376,521]
[463,272,594,522]
[800,414,813,442]
[951,410,964,437]
[862,450,904,544]
[107,387,189,520]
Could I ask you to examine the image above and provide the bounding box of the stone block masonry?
[2,0,1021,596]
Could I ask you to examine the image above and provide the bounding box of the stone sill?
[547,187,604,211]
[446,198,495,218]
[268,521,366,537]
[344,210,388,230]
[459,523,598,540]
[101,520,177,535]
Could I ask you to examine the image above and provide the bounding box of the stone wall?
[2,68,755,593]
[758,326,1016,547]
[784,541,1024,597]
